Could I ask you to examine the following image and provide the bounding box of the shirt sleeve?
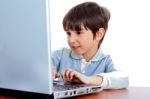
[51,48,64,71]
[97,55,129,89]
[98,71,129,89]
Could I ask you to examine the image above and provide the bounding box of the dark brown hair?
[63,2,110,46]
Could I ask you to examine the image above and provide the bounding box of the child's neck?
[83,46,99,62]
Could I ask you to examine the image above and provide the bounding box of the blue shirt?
[52,48,129,89]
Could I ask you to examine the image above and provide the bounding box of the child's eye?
[76,31,82,35]
[66,32,71,36]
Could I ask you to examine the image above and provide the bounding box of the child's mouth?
[72,46,80,50]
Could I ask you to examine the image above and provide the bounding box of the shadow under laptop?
[0,88,54,99]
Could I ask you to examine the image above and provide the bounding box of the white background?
[50,0,150,87]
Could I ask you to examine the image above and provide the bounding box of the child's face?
[66,26,101,56]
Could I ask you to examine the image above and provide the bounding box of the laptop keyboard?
[53,80,102,98]
[53,81,87,91]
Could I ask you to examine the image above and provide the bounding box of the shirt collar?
[70,48,105,62]
[70,50,83,59]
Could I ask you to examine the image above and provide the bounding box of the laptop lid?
[0,0,53,95]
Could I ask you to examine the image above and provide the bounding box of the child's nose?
[68,35,77,43]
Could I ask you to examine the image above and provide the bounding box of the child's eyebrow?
[65,30,68,32]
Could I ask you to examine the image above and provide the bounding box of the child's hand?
[62,68,103,85]
[52,66,61,79]
[62,68,90,84]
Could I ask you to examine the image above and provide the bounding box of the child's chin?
[73,50,83,55]
[71,48,83,55]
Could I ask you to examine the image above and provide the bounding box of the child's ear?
[95,28,105,41]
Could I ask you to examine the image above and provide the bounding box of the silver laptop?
[0,0,52,96]
[53,78,102,98]
[0,0,102,98]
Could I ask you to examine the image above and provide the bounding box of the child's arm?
[62,68,129,89]
[62,68,103,85]
[97,71,129,89]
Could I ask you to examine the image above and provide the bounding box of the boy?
[52,2,129,89]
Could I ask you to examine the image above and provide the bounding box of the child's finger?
[56,72,61,78]
[52,67,57,79]
[65,69,71,80]
[63,68,73,81]
[63,69,68,80]
[69,70,75,80]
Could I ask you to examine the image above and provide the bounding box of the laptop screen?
[0,0,52,94]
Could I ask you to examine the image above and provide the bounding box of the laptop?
[0,0,102,98]
[53,78,102,98]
